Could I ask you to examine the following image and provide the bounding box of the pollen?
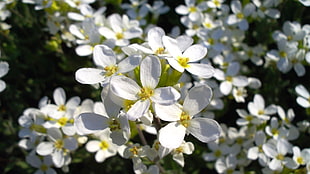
[54,139,64,150]
[104,65,118,76]
[57,117,68,127]
[109,118,121,131]
[155,47,165,55]
[258,110,265,115]
[123,99,135,111]
[189,6,197,13]
[177,56,190,68]
[204,22,213,29]
[30,124,47,134]
[40,164,49,171]
[225,76,233,82]
[115,32,124,40]
[179,111,191,128]
[296,156,304,164]
[236,12,244,19]
[99,140,109,150]
[175,147,184,154]
[276,154,284,160]
[58,104,66,112]
[138,87,154,100]
[279,51,287,58]
[129,146,140,156]
[214,0,221,7]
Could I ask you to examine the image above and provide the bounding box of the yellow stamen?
[138,87,154,100]
[177,56,190,68]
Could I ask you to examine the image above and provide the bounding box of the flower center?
[99,140,109,150]
[236,12,244,19]
[57,117,68,127]
[58,104,66,112]
[115,32,124,40]
[138,87,154,100]
[108,118,121,131]
[297,156,304,164]
[177,56,190,68]
[276,154,284,160]
[189,6,197,13]
[30,124,47,133]
[155,47,165,55]
[179,111,191,127]
[40,164,48,171]
[279,51,287,58]
[104,65,118,76]
[123,99,135,111]
[54,139,64,150]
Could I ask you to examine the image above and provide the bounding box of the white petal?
[64,137,78,151]
[127,100,150,121]
[176,35,193,52]
[231,0,242,14]
[140,56,161,88]
[295,85,310,98]
[232,76,248,87]
[0,80,6,92]
[75,45,93,56]
[167,58,185,72]
[297,97,310,108]
[53,87,66,106]
[152,87,180,105]
[86,140,100,152]
[36,142,54,156]
[148,27,165,51]
[118,55,141,73]
[247,147,259,159]
[187,118,221,143]
[75,68,105,84]
[93,45,116,68]
[162,36,182,57]
[183,44,207,62]
[68,11,85,21]
[154,103,182,122]
[74,113,109,135]
[254,94,265,110]
[186,63,214,78]
[110,76,140,100]
[52,150,64,168]
[220,81,232,95]
[47,127,63,141]
[159,122,186,148]
[0,61,9,77]
[183,85,213,116]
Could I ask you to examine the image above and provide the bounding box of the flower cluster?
[1,0,307,173]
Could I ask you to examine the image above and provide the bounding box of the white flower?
[98,13,143,46]
[171,141,195,167]
[226,0,255,30]
[214,62,248,96]
[163,35,215,78]
[26,154,56,174]
[156,85,221,148]
[110,55,180,121]
[0,61,9,92]
[295,84,310,108]
[203,141,231,161]
[75,104,130,146]
[215,154,242,174]
[36,128,78,168]
[262,138,292,171]
[175,0,206,22]
[247,131,269,167]
[85,129,119,162]
[75,44,141,85]
[247,94,277,120]
[299,0,310,6]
